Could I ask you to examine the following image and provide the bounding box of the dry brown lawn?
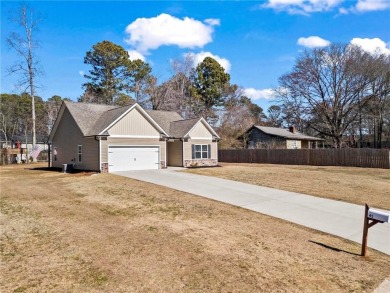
[185,163,390,211]
[1,163,389,292]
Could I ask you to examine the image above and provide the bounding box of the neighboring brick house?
[48,101,220,172]
[244,125,323,149]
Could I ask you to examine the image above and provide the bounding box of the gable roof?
[171,117,220,139]
[169,118,200,138]
[49,101,219,140]
[64,101,135,136]
[251,125,323,141]
[92,104,134,136]
[64,101,118,136]
[145,110,183,134]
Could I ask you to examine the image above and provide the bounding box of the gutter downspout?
[180,138,184,167]
[99,138,101,172]
[48,143,51,168]
[95,136,101,172]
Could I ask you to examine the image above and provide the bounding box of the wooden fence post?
[361,204,369,257]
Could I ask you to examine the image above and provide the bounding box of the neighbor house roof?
[251,125,323,141]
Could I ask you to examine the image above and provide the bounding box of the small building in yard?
[48,101,219,172]
[244,125,324,149]
[0,133,48,164]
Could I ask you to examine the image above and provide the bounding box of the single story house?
[48,101,219,172]
[244,125,324,149]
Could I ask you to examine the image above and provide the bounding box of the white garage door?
[108,146,159,172]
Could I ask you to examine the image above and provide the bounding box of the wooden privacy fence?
[218,149,390,169]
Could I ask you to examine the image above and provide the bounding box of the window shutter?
[192,144,195,159]
[208,144,211,159]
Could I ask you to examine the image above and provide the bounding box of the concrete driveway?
[114,168,390,255]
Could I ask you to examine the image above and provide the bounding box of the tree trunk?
[373,114,377,149]
[377,113,383,149]
[24,128,29,164]
[358,97,363,148]
[28,35,37,161]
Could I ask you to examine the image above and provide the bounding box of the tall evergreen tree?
[82,41,152,105]
[190,57,230,119]
[83,41,130,104]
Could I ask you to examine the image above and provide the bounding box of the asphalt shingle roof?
[63,101,206,138]
[145,110,183,134]
[64,101,119,136]
[253,125,323,141]
[169,118,200,138]
[89,104,134,136]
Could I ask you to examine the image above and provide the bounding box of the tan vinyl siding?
[188,121,213,139]
[82,137,99,170]
[108,107,161,137]
[184,139,217,161]
[52,108,99,171]
[103,137,166,163]
[100,137,108,163]
[167,140,183,166]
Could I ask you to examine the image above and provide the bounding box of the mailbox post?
[361,204,390,256]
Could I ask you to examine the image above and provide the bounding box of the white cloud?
[262,0,342,15]
[186,51,231,72]
[355,0,390,12]
[297,36,331,48]
[340,0,390,14]
[124,13,219,54]
[350,37,390,55]
[204,18,220,26]
[127,50,145,61]
[243,88,276,100]
[79,70,84,76]
[338,7,349,14]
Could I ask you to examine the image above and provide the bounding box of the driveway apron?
[114,169,390,255]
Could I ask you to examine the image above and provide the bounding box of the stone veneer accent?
[101,163,109,173]
[184,159,218,168]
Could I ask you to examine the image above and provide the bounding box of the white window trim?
[194,144,210,159]
[189,136,213,139]
[108,135,160,138]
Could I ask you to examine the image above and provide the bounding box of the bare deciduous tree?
[276,44,376,148]
[7,4,42,154]
[148,55,197,117]
[366,54,390,148]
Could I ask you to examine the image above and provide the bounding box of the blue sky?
[1,0,390,110]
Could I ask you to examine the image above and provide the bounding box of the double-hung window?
[192,144,210,159]
[78,145,82,163]
[290,140,297,149]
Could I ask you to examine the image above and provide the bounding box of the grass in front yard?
[185,163,390,210]
[1,163,390,292]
